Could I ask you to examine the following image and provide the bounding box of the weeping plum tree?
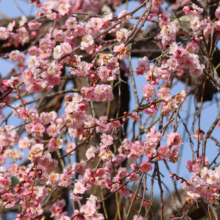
[1,0,220,220]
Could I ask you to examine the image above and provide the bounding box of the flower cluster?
[182,164,220,205]
[0,0,220,219]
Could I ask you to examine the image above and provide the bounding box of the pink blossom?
[193,129,205,140]
[135,67,144,75]
[215,20,220,31]
[0,27,9,40]
[48,139,63,151]
[128,112,139,121]
[19,15,27,27]
[118,10,131,23]
[215,6,220,19]
[1,193,19,208]
[192,163,201,175]
[158,145,171,158]
[54,30,65,42]
[73,181,86,194]
[186,159,193,172]
[74,24,87,37]
[145,104,158,115]
[90,18,103,30]
[8,164,18,176]
[113,154,126,166]
[25,79,46,93]
[46,11,62,21]
[138,57,150,73]
[116,28,130,42]
[28,22,41,31]
[25,123,34,134]
[101,133,113,148]
[166,132,182,147]
[73,161,86,174]
[140,161,153,173]
[53,45,63,59]
[17,27,29,45]
[160,22,178,46]
[10,50,21,63]
[192,3,204,14]
[189,64,204,77]
[98,66,110,81]
[114,43,125,53]
[59,174,71,187]
[47,125,59,137]
[0,176,11,190]
[8,21,15,31]
[186,41,199,53]
[80,35,94,51]
[157,87,172,102]
[50,199,66,218]
[128,173,140,182]
[73,61,90,77]
[28,144,44,161]
[142,84,155,98]
[94,168,105,177]
[27,56,40,68]
[33,123,45,134]
[40,38,54,50]
[86,146,99,160]
[175,90,186,104]
[22,69,33,81]
[39,112,51,125]
[198,155,209,167]
[128,141,143,160]
[65,17,77,29]
[111,120,121,128]
[133,215,144,220]
[48,172,60,187]
[35,153,58,170]
[169,146,180,163]
[19,137,33,150]
[80,203,97,216]
[183,6,190,14]
[0,155,5,165]
[117,167,127,180]
[58,3,71,16]
[60,42,72,54]
[65,142,76,155]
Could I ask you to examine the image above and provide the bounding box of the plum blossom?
[10,50,21,63]
[114,43,125,53]
[0,1,219,218]
[140,161,153,173]
[86,146,99,160]
[118,10,131,23]
[137,56,150,74]
[58,3,71,16]
[128,112,139,121]
[128,173,140,182]
[142,84,155,98]
[0,27,9,40]
[175,90,186,103]
[116,28,130,42]
[193,129,205,141]
[73,180,86,194]
[81,35,94,52]
[157,87,172,102]
[166,132,182,147]
[158,145,171,159]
